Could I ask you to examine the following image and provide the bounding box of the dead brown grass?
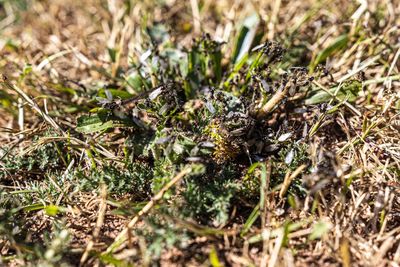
[0,0,399,266]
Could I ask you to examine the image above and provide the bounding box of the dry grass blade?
[340,237,351,267]
[268,228,284,267]
[0,75,64,134]
[190,0,201,35]
[260,161,272,267]
[80,184,108,266]
[256,84,290,119]
[337,55,380,83]
[279,164,307,199]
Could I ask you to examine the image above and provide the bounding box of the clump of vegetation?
[0,0,399,266]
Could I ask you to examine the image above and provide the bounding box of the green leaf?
[108,47,118,63]
[305,80,362,105]
[309,220,332,240]
[241,203,260,237]
[147,24,170,44]
[76,114,115,134]
[4,38,19,51]
[8,0,29,10]
[163,48,187,69]
[209,246,222,267]
[23,203,45,212]
[45,205,63,216]
[51,83,77,96]
[98,88,133,100]
[232,13,260,64]
[246,162,261,176]
[211,50,222,83]
[99,253,131,267]
[223,53,249,88]
[76,112,135,134]
[18,64,32,81]
[310,34,349,72]
[184,44,207,98]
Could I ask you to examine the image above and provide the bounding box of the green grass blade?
[310,34,349,72]
[232,13,260,64]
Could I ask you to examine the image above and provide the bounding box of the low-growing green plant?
[0,142,64,180]
[76,162,153,198]
[73,26,330,247]
[3,1,397,265]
